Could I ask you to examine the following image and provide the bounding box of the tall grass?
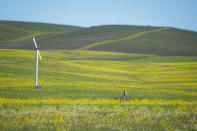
[0,102,196,131]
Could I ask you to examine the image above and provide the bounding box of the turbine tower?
[33,37,42,89]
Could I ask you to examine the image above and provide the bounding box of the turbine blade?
[38,50,42,60]
[33,37,38,48]
[33,37,41,60]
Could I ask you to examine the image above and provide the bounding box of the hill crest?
[0,21,197,56]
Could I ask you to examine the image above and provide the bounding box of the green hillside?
[0,21,82,42]
[0,21,197,56]
[1,21,197,130]
[38,25,156,50]
[1,49,197,100]
[91,28,197,56]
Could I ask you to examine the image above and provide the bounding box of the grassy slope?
[37,25,155,50]
[0,49,197,100]
[91,28,197,56]
[0,21,197,56]
[0,22,32,42]
[1,21,197,130]
[0,21,82,42]
[78,28,167,49]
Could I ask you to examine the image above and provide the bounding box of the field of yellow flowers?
[0,49,197,130]
[0,97,197,130]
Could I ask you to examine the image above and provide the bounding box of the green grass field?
[0,21,197,130]
[0,49,197,130]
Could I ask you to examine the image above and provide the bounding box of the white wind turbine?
[33,37,42,89]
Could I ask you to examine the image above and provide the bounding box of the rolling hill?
[0,21,197,56]
[0,20,82,46]
[1,21,197,130]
